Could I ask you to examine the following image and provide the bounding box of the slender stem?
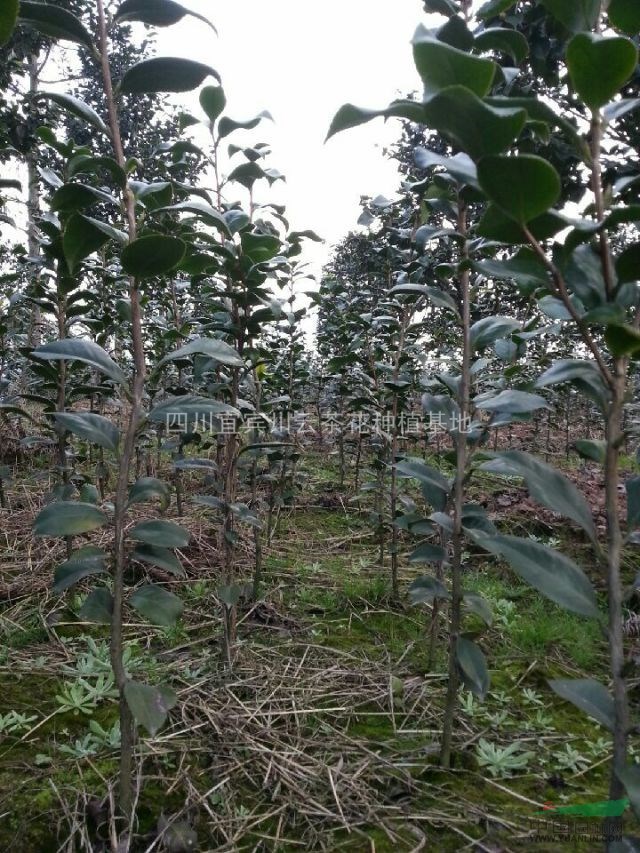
[440,199,470,768]
[96,0,143,823]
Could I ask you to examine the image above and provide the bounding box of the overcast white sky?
[155,0,435,279]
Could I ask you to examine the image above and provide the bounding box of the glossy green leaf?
[477,205,566,243]
[132,544,184,576]
[32,338,126,384]
[470,316,520,350]
[68,155,126,189]
[38,92,109,136]
[63,214,111,273]
[474,28,529,64]
[473,250,549,289]
[158,338,243,369]
[396,457,450,492]
[130,520,190,548]
[408,543,447,564]
[51,183,116,213]
[616,243,640,284]
[472,533,599,618]
[154,200,231,237]
[218,111,273,139]
[199,85,226,124]
[541,0,600,32]
[463,594,493,626]
[412,27,497,99]
[408,575,450,604]
[54,412,120,452]
[414,147,479,188]
[617,766,640,820]
[124,680,177,736]
[241,232,281,263]
[148,396,241,429]
[481,451,597,543]
[474,390,549,414]
[549,678,614,730]
[34,502,108,537]
[121,235,185,278]
[627,477,640,529]
[130,584,184,627]
[424,0,459,15]
[127,478,170,510]
[18,1,94,47]
[422,86,526,161]
[326,101,427,140]
[605,325,640,357]
[53,547,108,592]
[0,0,18,45]
[567,33,638,110]
[478,155,561,223]
[115,0,215,30]
[79,587,113,624]
[609,0,640,35]
[456,637,490,698]
[574,439,606,464]
[120,58,220,94]
[478,0,515,18]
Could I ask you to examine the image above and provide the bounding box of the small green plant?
[55,675,117,716]
[552,743,590,774]
[0,711,38,735]
[57,720,121,759]
[476,739,535,778]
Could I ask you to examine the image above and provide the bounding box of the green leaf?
[456,637,490,699]
[121,235,185,278]
[535,359,610,406]
[63,214,112,273]
[18,1,94,47]
[32,338,126,384]
[124,680,177,736]
[241,232,281,263]
[617,766,640,819]
[68,155,126,189]
[463,593,493,625]
[130,520,190,548]
[79,587,113,624]
[412,27,497,99]
[470,316,520,349]
[473,250,549,289]
[37,92,109,136]
[130,584,184,627]
[128,478,170,510]
[478,0,516,20]
[477,205,566,244]
[218,584,242,608]
[154,200,231,237]
[218,111,273,139]
[199,85,226,124]
[53,547,108,592]
[567,33,638,110]
[148,395,241,428]
[478,155,561,223]
[574,439,606,464]
[616,243,640,284]
[605,325,640,358]
[422,86,526,161]
[396,457,450,493]
[541,0,600,32]
[627,477,640,529]
[326,100,427,140]
[424,0,459,15]
[115,0,216,30]
[132,544,184,576]
[481,451,597,543]
[54,412,120,452]
[408,575,450,604]
[0,0,18,45]
[549,678,614,730]
[474,28,529,64]
[474,390,549,414]
[157,338,243,369]
[120,58,220,94]
[51,183,116,213]
[414,147,479,188]
[34,502,108,537]
[408,543,447,564]
[472,533,599,618]
[609,0,640,35]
